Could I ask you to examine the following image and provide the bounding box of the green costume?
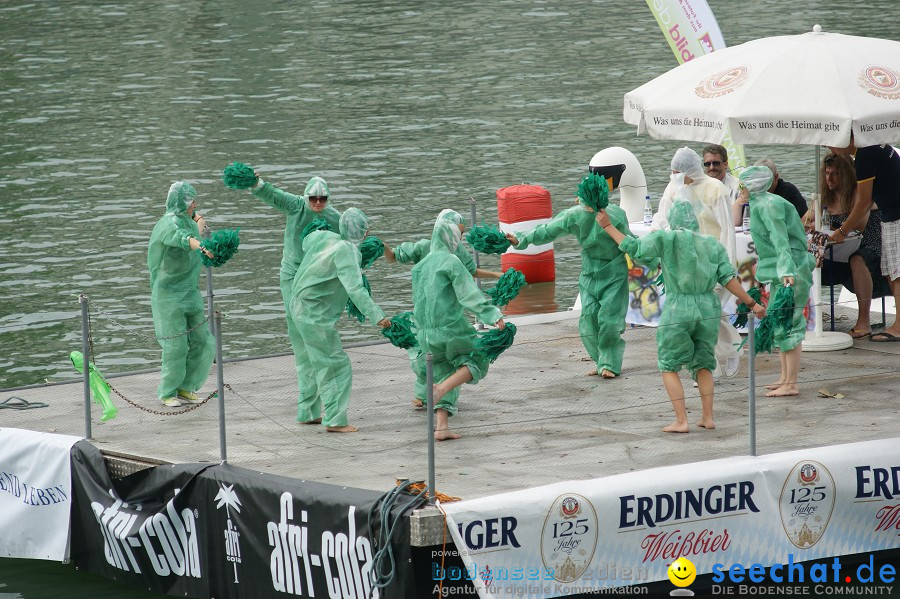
[742,166,815,352]
[147,182,215,400]
[411,217,502,416]
[394,210,477,401]
[251,176,341,409]
[617,201,737,378]
[514,203,633,375]
[290,208,385,427]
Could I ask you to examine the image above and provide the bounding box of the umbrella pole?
[803,145,853,352]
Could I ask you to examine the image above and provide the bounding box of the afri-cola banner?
[441,438,900,598]
[69,441,418,598]
[0,428,81,561]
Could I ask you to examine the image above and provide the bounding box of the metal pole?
[747,313,757,457]
[469,197,485,331]
[203,224,215,337]
[215,311,227,463]
[426,353,435,505]
[80,294,93,440]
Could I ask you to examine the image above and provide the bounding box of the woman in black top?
[820,153,889,338]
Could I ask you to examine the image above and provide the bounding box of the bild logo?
[779,461,836,549]
[540,494,598,583]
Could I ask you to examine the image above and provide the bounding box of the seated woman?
[819,153,890,339]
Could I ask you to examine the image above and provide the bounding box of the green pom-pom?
[752,316,776,355]
[733,286,763,328]
[381,311,418,349]
[488,268,527,307]
[476,322,517,364]
[200,229,240,267]
[222,162,258,190]
[577,173,609,212]
[466,224,511,255]
[301,218,334,241]
[769,284,796,330]
[359,236,385,269]
[347,274,372,323]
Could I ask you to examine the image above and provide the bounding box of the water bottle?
[741,203,750,232]
[643,194,653,226]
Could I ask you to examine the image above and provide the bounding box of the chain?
[108,381,218,416]
[84,295,225,416]
[85,295,210,342]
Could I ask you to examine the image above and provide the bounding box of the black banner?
[70,442,418,598]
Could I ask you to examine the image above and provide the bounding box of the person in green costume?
[383,208,502,409]
[597,200,766,432]
[147,181,216,407]
[505,191,633,378]
[247,173,342,411]
[290,207,391,432]
[411,216,505,441]
[741,165,816,398]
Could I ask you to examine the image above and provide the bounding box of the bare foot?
[435,428,461,441]
[326,425,359,433]
[586,368,598,376]
[600,369,616,379]
[696,419,716,429]
[765,381,786,390]
[765,384,799,397]
[299,418,322,425]
[412,399,424,409]
[663,421,690,433]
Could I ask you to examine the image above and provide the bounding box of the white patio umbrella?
[623,25,900,351]
[624,25,900,148]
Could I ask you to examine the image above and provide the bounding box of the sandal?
[850,328,871,339]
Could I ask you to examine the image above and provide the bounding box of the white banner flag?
[0,428,81,561]
[643,0,747,169]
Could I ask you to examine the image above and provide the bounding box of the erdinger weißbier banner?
[0,428,81,561]
[441,438,900,599]
[69,442,417,598]
[643,0,747,169]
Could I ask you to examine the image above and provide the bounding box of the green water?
[0,559,166,598]
[1,0,898,596]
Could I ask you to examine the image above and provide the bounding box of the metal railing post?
[203,225,215,337]
[469,197,485,330]
[748,313,757,456]
[80,294,93,440]
[426,353,435,504]
[215,311,227,463]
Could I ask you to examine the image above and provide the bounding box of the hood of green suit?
[667,200,700,233]
[166,181,197,214]
[430,217,462,253]
[303,176,329,198]
[339,207,369,245]
[739,165,774,195]
[437,208,463,226]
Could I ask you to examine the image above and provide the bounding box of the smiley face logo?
[668,557,697,588]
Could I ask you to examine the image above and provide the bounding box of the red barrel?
[497,184,555,283]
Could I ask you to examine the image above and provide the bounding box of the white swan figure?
[588,146,648,224]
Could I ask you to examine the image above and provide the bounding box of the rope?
[366,479,428,598]
[0,396,48,410]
